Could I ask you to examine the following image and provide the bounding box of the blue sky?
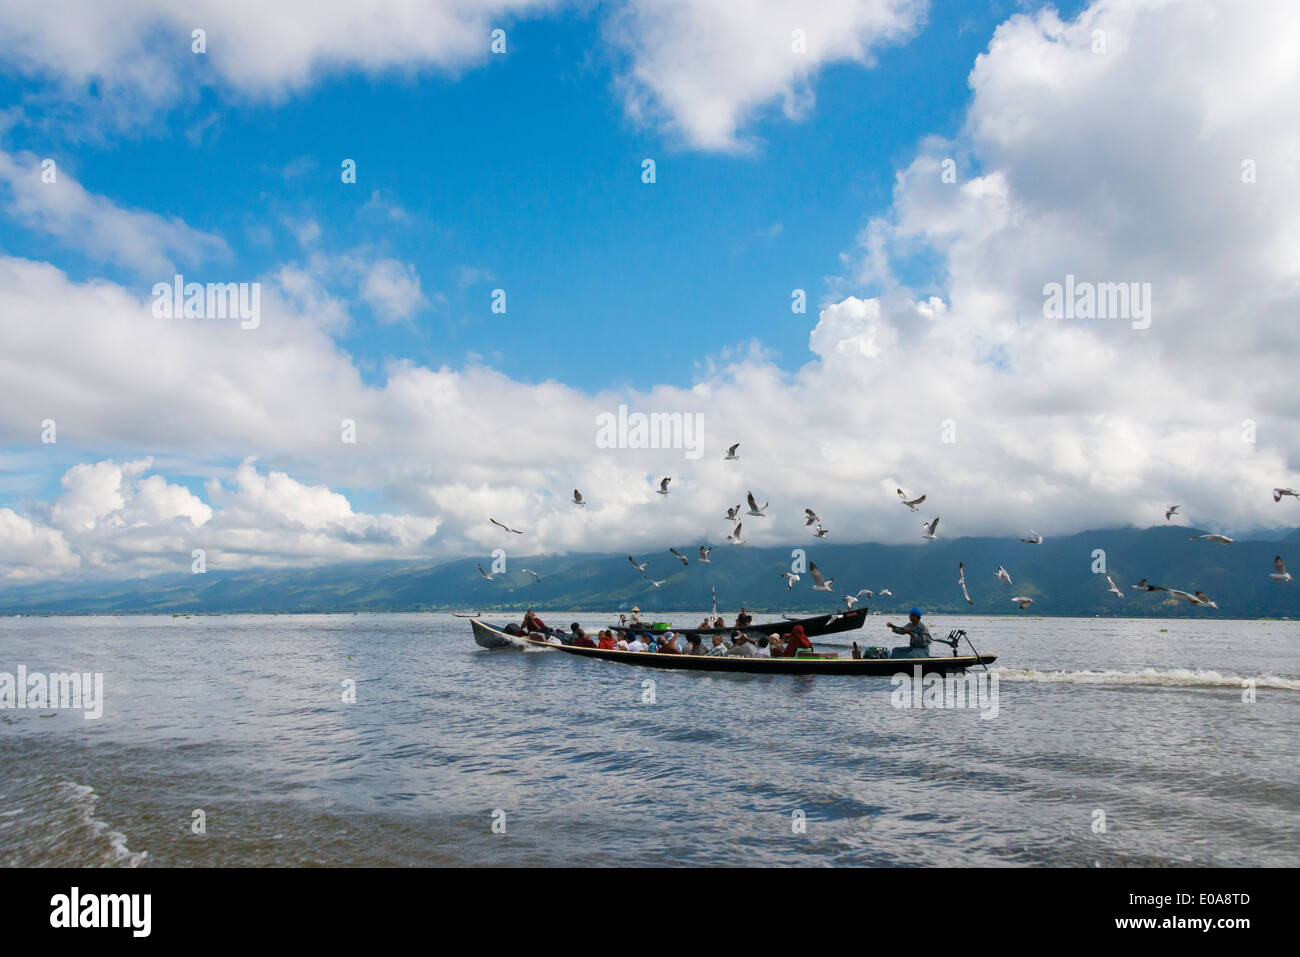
[1,0,1084,392]
[0,0,1294,582]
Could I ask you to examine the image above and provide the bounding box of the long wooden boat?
[469,619,995,676]
[611,608,867,639]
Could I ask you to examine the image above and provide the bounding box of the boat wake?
[992,667,1300,691]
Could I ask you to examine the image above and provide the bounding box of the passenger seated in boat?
[627,633,649,652]
[685,635,706,655]
[770,634,786,656]
[887,609,933,658]
[521,609,548,633]
[735,608,753,628]
[782,625,813,658]
[754,636,771,658]
[699,617,713,630]
[658,632,681,654]
[706,634,729,656]
[571,623,597,648]
[597,630,617,650]
[712,616,726,629]
[613,634,630,651]
[729,632,756,657]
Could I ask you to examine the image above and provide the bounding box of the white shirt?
[627,638,647,652]
[754,645,771,657]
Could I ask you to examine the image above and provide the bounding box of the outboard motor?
[932,629,968,657]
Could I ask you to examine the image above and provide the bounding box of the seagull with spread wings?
[897,489,926,512]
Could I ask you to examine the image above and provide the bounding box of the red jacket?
[784,626,812,657]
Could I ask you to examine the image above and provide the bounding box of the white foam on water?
[992,666,1300,691]
[56,780,149,867]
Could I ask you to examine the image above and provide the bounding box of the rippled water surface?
[1,613,1296,866]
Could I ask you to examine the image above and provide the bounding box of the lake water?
[1,613,1297,867]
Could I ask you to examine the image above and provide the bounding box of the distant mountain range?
[2,525,1299,618]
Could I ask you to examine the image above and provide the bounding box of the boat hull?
[469,620,995,676]
[613,608,868,639]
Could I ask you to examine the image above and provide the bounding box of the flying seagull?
[813,523,829,539]
[657,477,672,495]
[957,562,974,605]
[1189,533,1233,544]
[897,489,926,512]
[572,489,585,507]
[1011,596,1034,609]
[1273,488,1299,502]
[727,523,745,545]
[643,575,666,588]
[489,517,523,534]
[1269,555,1292,582]
[780,572,800,590]
[746,491,768,517]
[1165,505,1180,521]
[804,508,820,526]
[628,555,649,572]
[669,547,689,566]
[476,563,494,581]
[698,545,712,564]
[842,589,872,608]
[724,443,740,461]
[521,569,541,582]
[877,588,892,597]
[809,562,834,592]
[1106,575,1123,598]
[1132,581,1218,608]
[724,504,742,522]
[1021,530,1043,544]
[922,516,940,541]
[996,565,1012,586]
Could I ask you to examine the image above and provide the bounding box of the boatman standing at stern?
[886,608,932,659]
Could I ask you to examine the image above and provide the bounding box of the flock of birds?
[475,443,1300,614]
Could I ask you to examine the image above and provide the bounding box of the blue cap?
[909,608,922,617]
